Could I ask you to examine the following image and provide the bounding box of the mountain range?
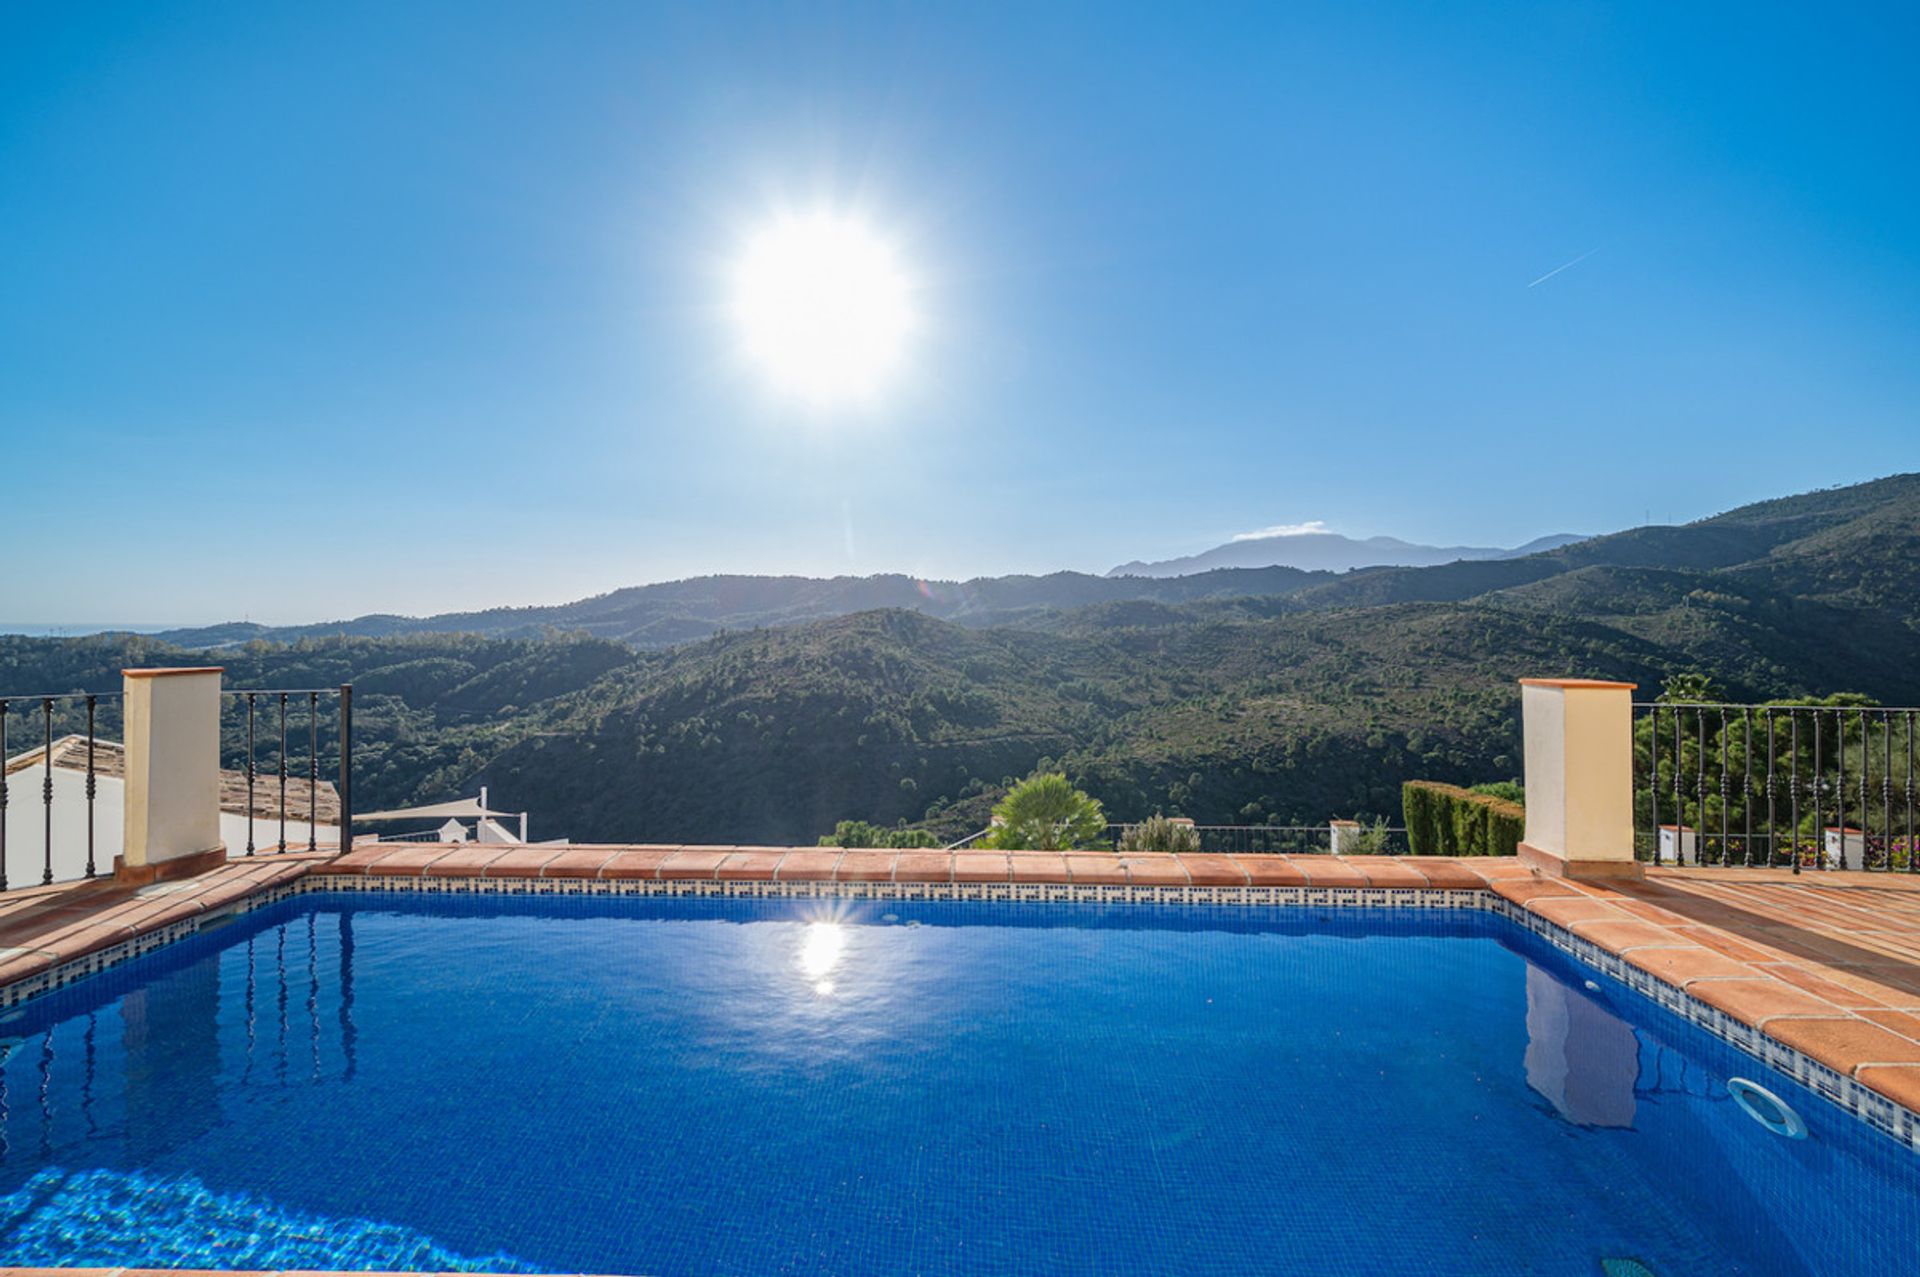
[4,472,1916,845]
[1107,530,1585,577]
[144,532,1587,648]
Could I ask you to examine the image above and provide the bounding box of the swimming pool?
[0,893,1914,1275]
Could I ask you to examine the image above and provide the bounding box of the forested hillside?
[5,474,1915,845]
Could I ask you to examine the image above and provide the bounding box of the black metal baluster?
[41,698,53,885]
[1813,711,1827,871]
[1763,708,1777,867]
[84,696,96,879]
[1836,708,1848,870]
[245,694,256,856]
[1728,702,1743,860]
[1859,708,1871,868]
[1881,709,1894,871]
[1789,710,1802,875]
[1666,706,1681,867]
[1695,707,1708,866]
[1906,710,1916,874]
[308,692,319,852]
[1742,708,1754,867]
[1647,705,1662,863]
[338,684,353,852]
[0,698,9,892]
[278,693,288,853]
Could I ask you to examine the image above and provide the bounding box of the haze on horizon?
[3,2,1915,626]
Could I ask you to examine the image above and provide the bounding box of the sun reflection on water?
[797,922,847,996]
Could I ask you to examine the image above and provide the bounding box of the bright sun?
[730,211,914,406]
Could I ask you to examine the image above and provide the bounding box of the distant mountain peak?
[1108,530,1585,578]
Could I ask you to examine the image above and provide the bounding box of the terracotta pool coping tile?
[0,948,58,983]
[409,847,507,878]
[1621,945,1757,987]
[1178,854,1248,886]
[714,851,787,882]
[1490,878,1588,906]
[953,853,1011,883]
[1008,853,1069,884]
[1294,857,1367,887]
[1856,1064,1920,1112]
[1527,895,1635,927]
[36,921,136,963]
[891,852,953,883]
[177,878,263,915]
[775,851,843,882]
[1763,1016,1920,1075]
[323,845,402,874]
[1339,856,1424,887]
[1689,977,1846,1026]
[1120,855,1189,886]
[1567,918,1690,951]
[596,849,674,880]
[1470,859,1537,879]
[537,849,622,879]
[1857,1007,1920,1042]
[480,847,570,878]
[1065,854,1130,885]
[113,897,211,931]
[658,849,731,880]
[1234,855,1307,886]
[1757,962,1891,1009]
[835,851,898,883]
[355,846,450,876]
[1398,858,1490,889]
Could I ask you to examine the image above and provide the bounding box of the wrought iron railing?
[947,823,1409,854]
[1109,824,1410,855]
[0,691,123,889]
[221,686,354,856]
[1636,701,1918,872]
[0,683,355,892]
[371,828,450,843]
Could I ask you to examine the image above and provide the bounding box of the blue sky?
[3,2,1915,625]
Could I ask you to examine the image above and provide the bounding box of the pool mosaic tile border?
[303,872,1497,910]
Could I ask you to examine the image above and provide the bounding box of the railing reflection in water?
[0,908,359,1161]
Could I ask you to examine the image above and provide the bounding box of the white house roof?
[355,797,518,822]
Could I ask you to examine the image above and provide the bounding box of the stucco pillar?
[1517,678,1641,880]
[119,666,227,885]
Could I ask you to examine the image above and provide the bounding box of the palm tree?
[983,773,1108,850]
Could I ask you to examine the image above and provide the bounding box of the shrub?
[818,820,942,849]
[982,773,1108,850]
[1469,780,1525,805]
[1346,817,1393,854]
[1402,781,1524,856]
[1117,814,1200,853]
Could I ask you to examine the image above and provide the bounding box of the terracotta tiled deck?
[4,845,1920,1121]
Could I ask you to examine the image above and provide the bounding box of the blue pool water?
[0,894,1915,1275]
